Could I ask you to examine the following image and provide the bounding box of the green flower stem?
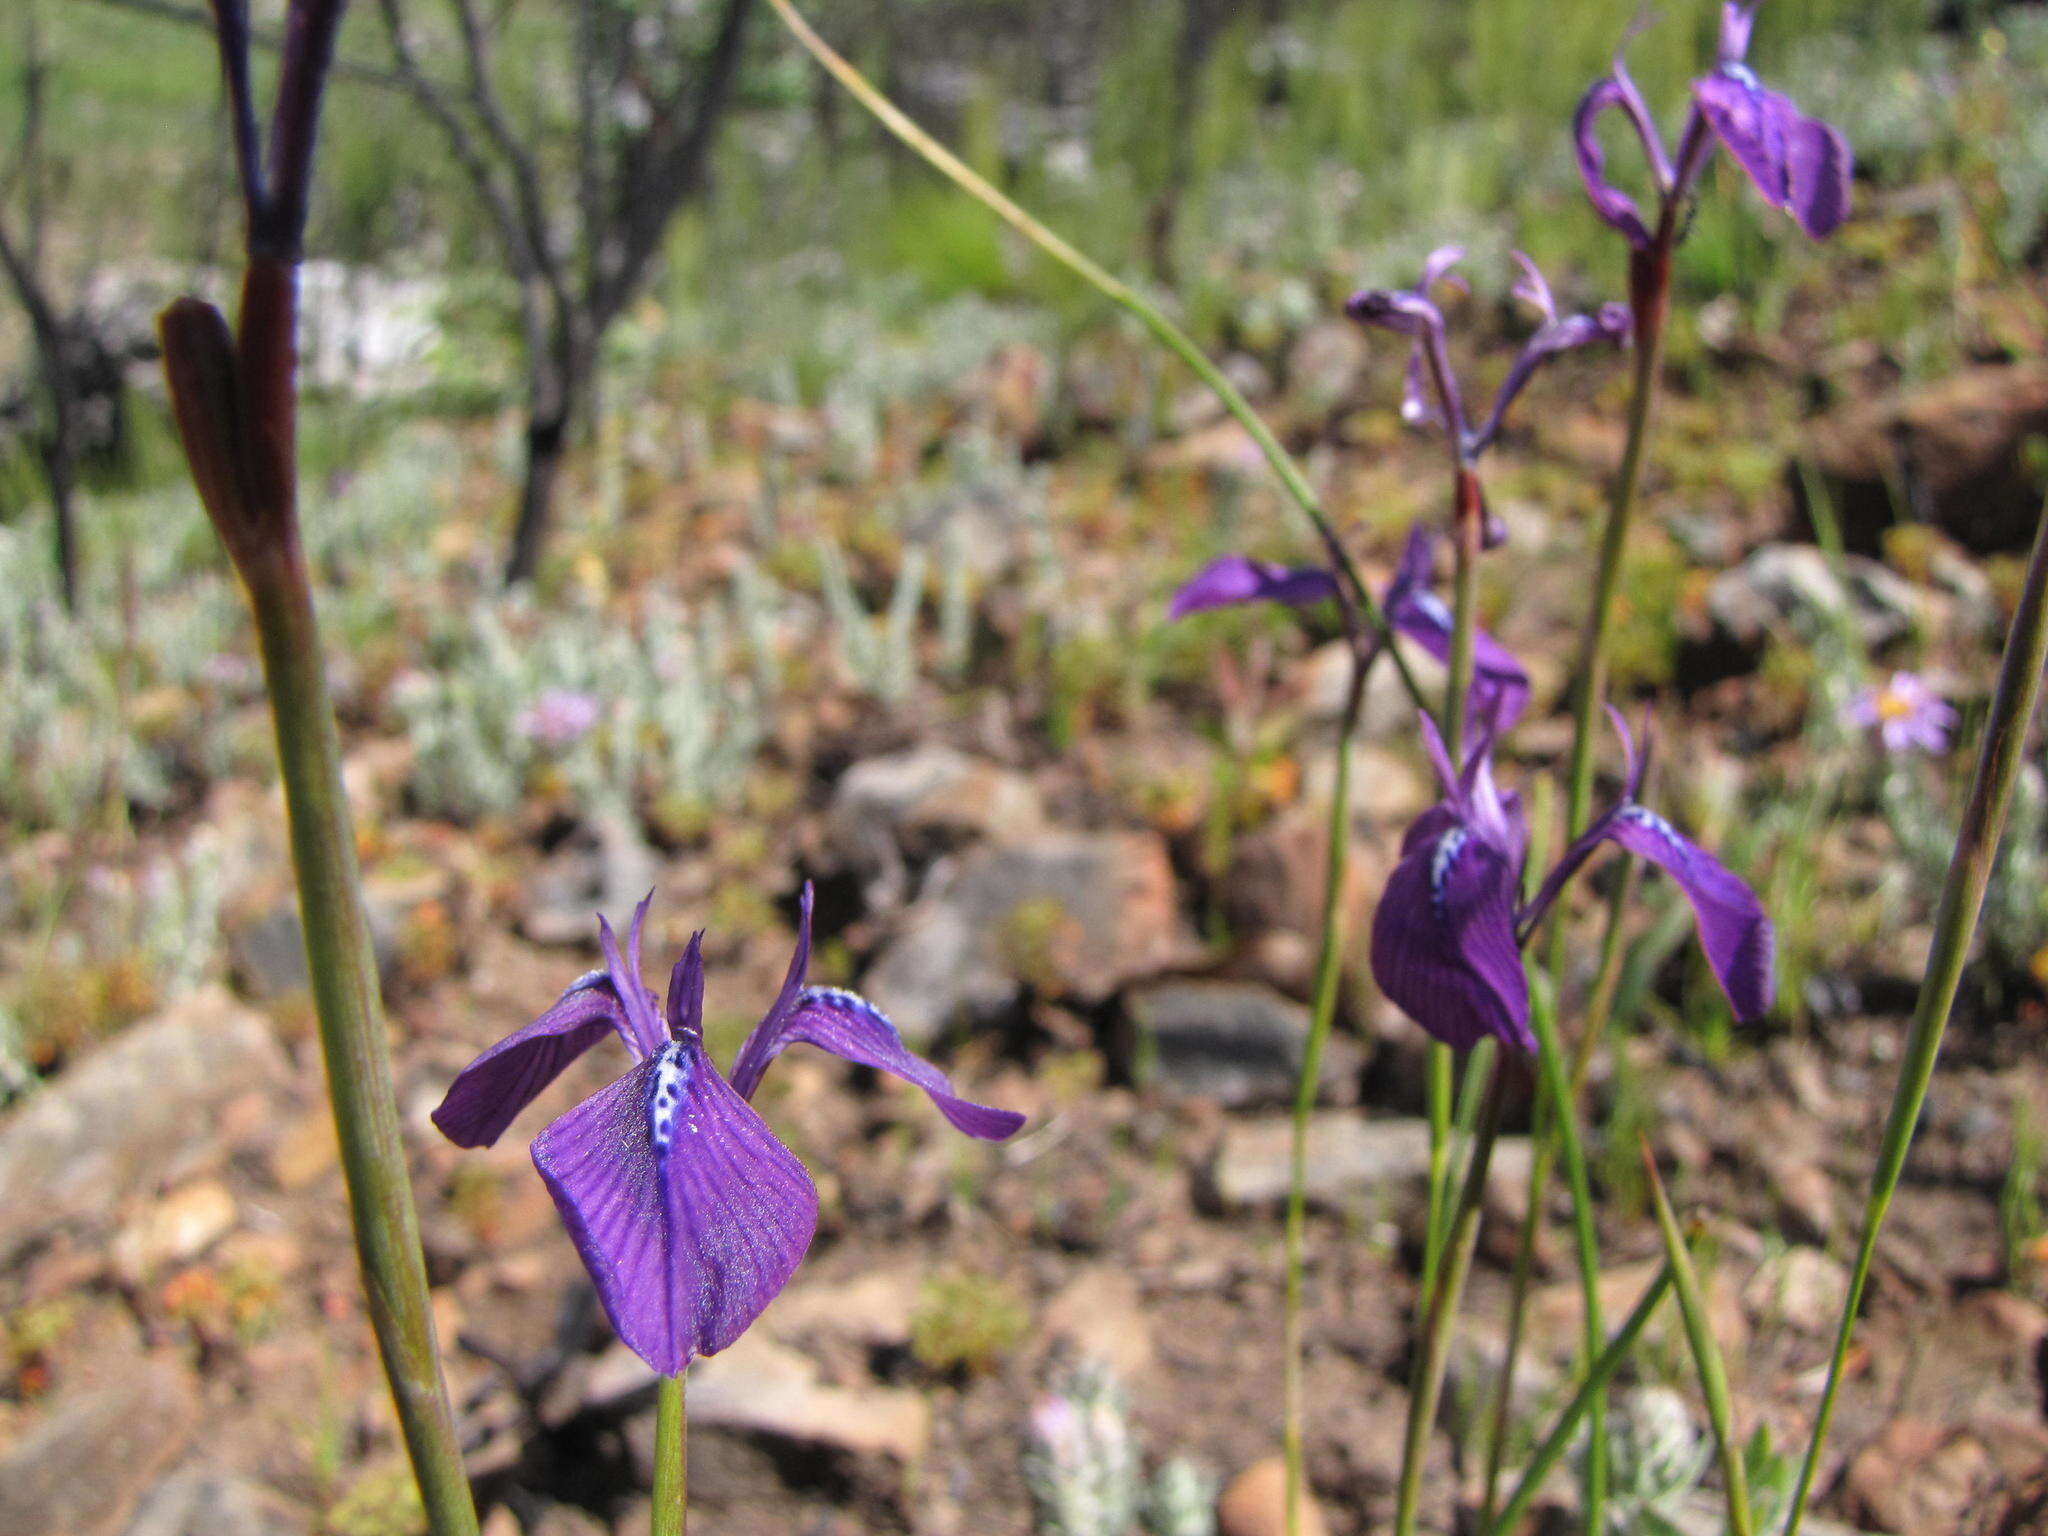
[1480,859,1635,1525]
[759,0,1427,719]
[1480,1261,1675,1536]
[652,1372,688,1536]
[1392,1059,1504,1536]
[1282,643,1370,1536]
[1646,1151,1752,1536]
[1785,495,2048,1536]
[1430,1037,1497,1269]
[1424,466,1487,1315]
[246,537,479,1536]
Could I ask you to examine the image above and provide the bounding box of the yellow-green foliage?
[909,1270,1031,1377]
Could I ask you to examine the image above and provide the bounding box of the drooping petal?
[663,931,707,1041]
[1784,111,1852,240]
[431,972,627,1149]
[598,900,666,1057]
[1694,68,1851,238]
[1166,555,1340,620]
[730,985,1024,1139]
[1469,305,1631,456]
[1383,529,1532,735]
[1602,805,1775,1021]
[1575,75,1657,250]
[1372,821,1532,1053]
[531,1041,818,1375]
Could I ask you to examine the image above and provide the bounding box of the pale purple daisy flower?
[516,688,603,749]
[432,885,1023,1375]
[1847,671,1957,755]
[1576,1,1852,247]
[1372,712,1774,1053]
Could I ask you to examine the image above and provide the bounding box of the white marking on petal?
[647,1042,693,1152]
[1620,804,1686,855]
[1412,589,1454,632]
[1430,827,1469,909]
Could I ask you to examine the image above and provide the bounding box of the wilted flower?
[515,687,602,748]
[1847,671,1957,755]
[432,886,1022,1374]
[1575,1,1852,247]
[1167,523,1530,737]
[1346,248,1630,470]
[1372,712,1773,1053]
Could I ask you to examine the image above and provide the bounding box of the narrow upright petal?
[1510,251,1558,325]
[1603,805,1775,1021]
[598,898,667,1057]
[1469,303,1631,456]
[664,931,707,1041]
[1372,821,1532,1053]
[531,1042,818,1375]
[430,973,627,1149]
[1166,555,1340,620]
[1717,1,1759,65]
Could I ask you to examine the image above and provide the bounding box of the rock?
[1705,543,1926,652]
[1041,1266,1154,1380]
[1203,1114,1532,1214]
[519,810,657,947]
[1284,320,1365,420]
[768,1268,923,1350]
[1215,1456,1329,1536]
[1802,364,2048,555]
[1531,1259,1747,1366]
[1119,980,1360,1110]
[862,831,1196,1043]
[824,746,1046,908]
[1760,1151,1837,1245]
[223,896,312,1000]
[0,1358,199,1536]
[1845,1419,1998,1534]
[121,1473,301,1536]
[0,989,286,1265]
[110,1181,238,1283]
[686,1333,929,1462]
[1743,1245,1849,1335]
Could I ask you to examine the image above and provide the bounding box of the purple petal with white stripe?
[1372,817,1532,1053]
[1383,526,1532,734]
[531,1040,818,1375]
[1602,804,1775,1021]
[1167,555,1340,620]
[730,986,1024,1140]
[430,972,626,1149]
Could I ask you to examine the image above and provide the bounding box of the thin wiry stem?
[1282,641,1370,1536]
[1480,1262,1675,1536]
[759,0,1428,719]
[1784,497,2048,1534]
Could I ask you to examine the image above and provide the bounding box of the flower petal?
[430,972,626,1149]
[531,1042,818,1375]
[1718,1,1758,65]
[1383,528,1531,734]
[1510,251,1558,325]
[1603,805,1775,1022]
[1166,555,1340,620]
[1371,820,1532,1053]
[598,898,666,1057]
[1694,64,1850,239]
[1469,306,1631,457]
[729,986,1024,1140]
[664,931,707,1041]
[1575,75,1657,249]
[1784,110,1852,239]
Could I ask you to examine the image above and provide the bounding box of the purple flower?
[1166,524,1531,737]
[516,688,603,749]
[1847,671,1957,755]
[1346,248,1630,469]
[432,886,1023,1374]
[1372,712,1774,1053]
[1576,2,1852,247]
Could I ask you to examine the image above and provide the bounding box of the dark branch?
[86,0,416,93]
[257,0,350,256]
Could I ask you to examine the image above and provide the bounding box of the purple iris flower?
[1167,524,1531,737]
[1372,712,1774,1053]
[1846,671,1957,755]
[432,885,1023,1375]
[1575,2,1852,247]
[1346,248,1630,470]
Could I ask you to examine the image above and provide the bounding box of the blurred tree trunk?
[1145,0,1236,287]
[376,0,757,584]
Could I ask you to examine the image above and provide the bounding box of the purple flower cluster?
[1576,1,1852,248]
[433,886,1021,1374]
